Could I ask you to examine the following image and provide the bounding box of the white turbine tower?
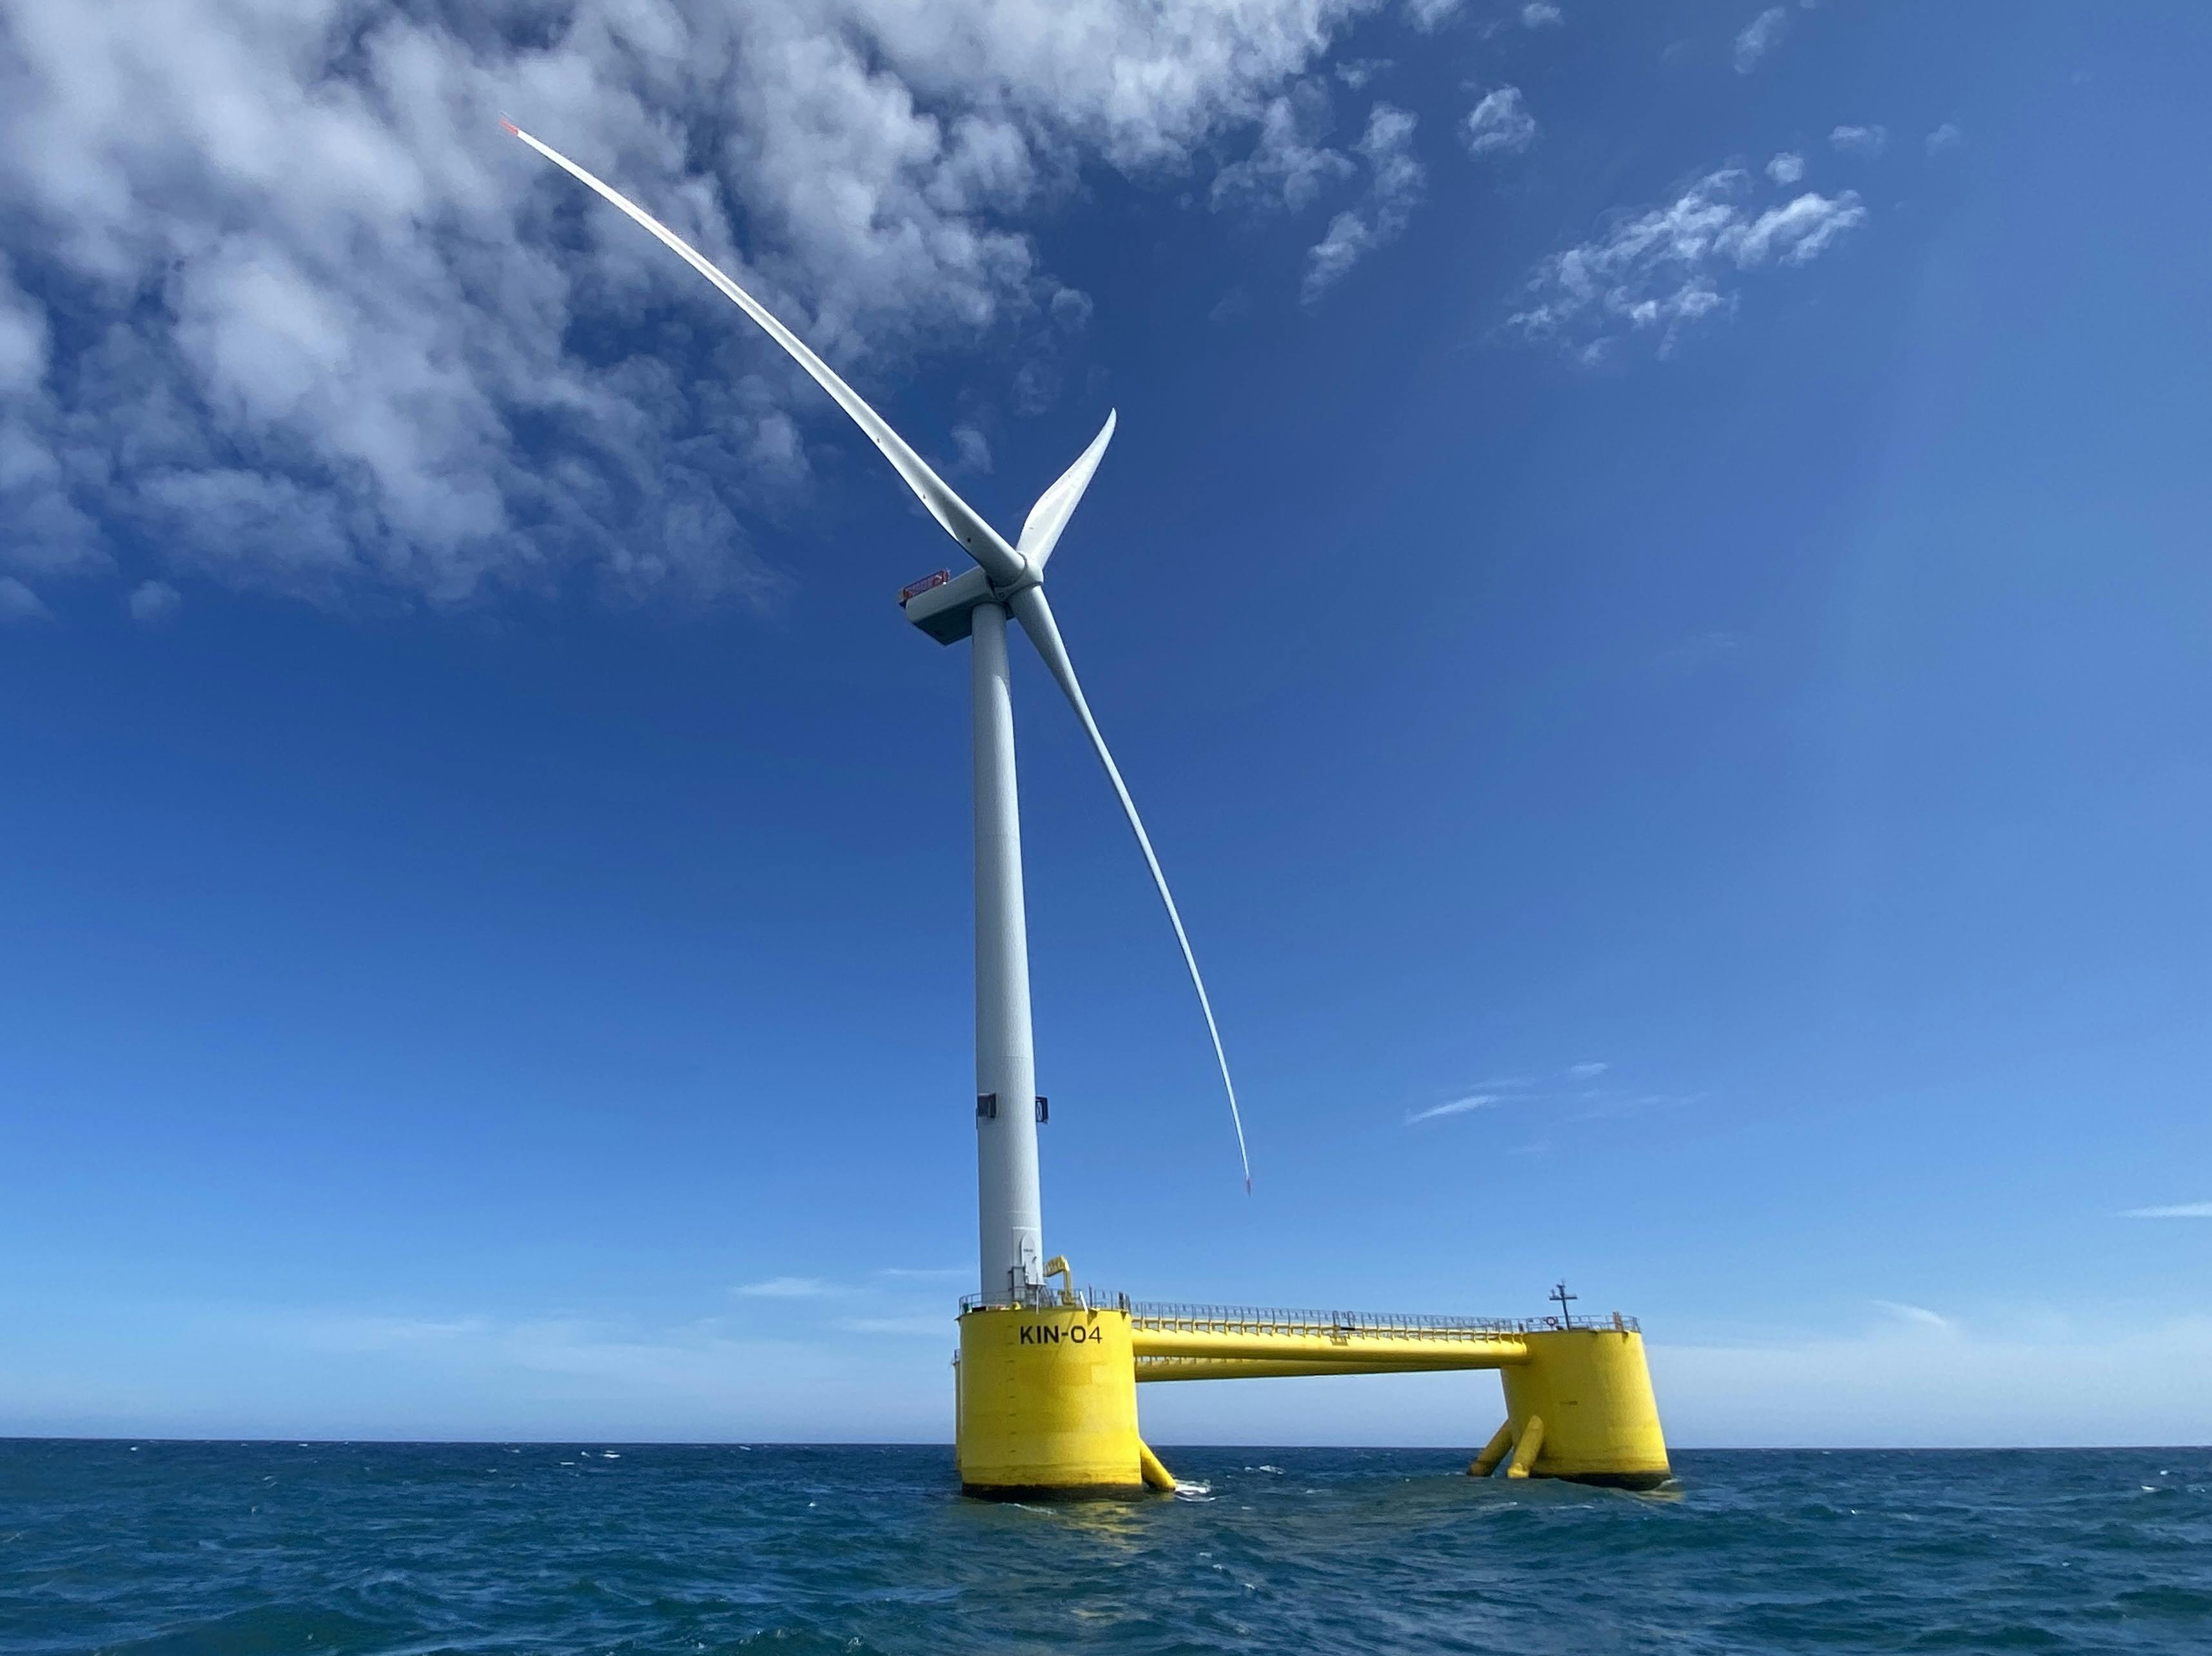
[506,124,1251,1307]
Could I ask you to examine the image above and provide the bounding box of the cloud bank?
[0,0,1389,617]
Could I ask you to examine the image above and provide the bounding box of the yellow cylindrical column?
[1498,1327,1671,1489]
[955,1302,1150,1497]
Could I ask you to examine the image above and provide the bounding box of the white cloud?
[1733,6,1790,73]
[1048,286,1093,331]
[1830,123,1890,157]
[950,424,993,474]
[0,0,1392,614]
[1925,121,1962,155]
[1405,1093,1499,1124]
[1411,1065,1693,1131]
[2124,1203,2212,1219]
[1211,81,1356,213]
[1767,151,1806,185]
[1302,103,1424,302]
[1404,0,1462,30]
[1304,213,1378,301]
[1463,86,1536,157]
[1732,191,1868,264]
[1873,1299,1954,1331]
[0,574,54,623]
[735,1276,843,1299]
[128,580,182,623]
[873,1266,970,1280]
[1507,167,1866,360]
[1522,3,1563,27]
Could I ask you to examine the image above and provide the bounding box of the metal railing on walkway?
[1130,1303,1521,1342]
[957,1290,1638,1338]
[1130,1302,1638,1338]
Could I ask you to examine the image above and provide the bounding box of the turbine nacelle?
[899,404,1116,644]
[901,564,999,645]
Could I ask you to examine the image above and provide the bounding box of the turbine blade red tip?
[499,117,521,137]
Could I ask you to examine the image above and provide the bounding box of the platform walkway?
[1118,1299,1638,1383]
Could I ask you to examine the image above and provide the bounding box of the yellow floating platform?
[954,1289,1670,1498]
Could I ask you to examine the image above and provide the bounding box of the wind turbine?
[505,123,1250,1307]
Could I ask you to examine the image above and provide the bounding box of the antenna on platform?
[505,122,1253,1301]
[1550,1281,1578,1328]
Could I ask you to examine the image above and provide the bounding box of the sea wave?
[3,1443,2207,1654]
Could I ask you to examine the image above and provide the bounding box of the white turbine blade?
[1017,409,1116,569]
[504,121,1025,587]
[1008,586,1253,1193]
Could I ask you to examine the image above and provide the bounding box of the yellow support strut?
[1137,1439,1177,1492]
[1468,1419,1514,1477]
[1503,1415,1545,1479]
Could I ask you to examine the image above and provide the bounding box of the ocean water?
[4,1442,2209,1654]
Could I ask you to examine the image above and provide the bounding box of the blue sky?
[3,1,2208,1447]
